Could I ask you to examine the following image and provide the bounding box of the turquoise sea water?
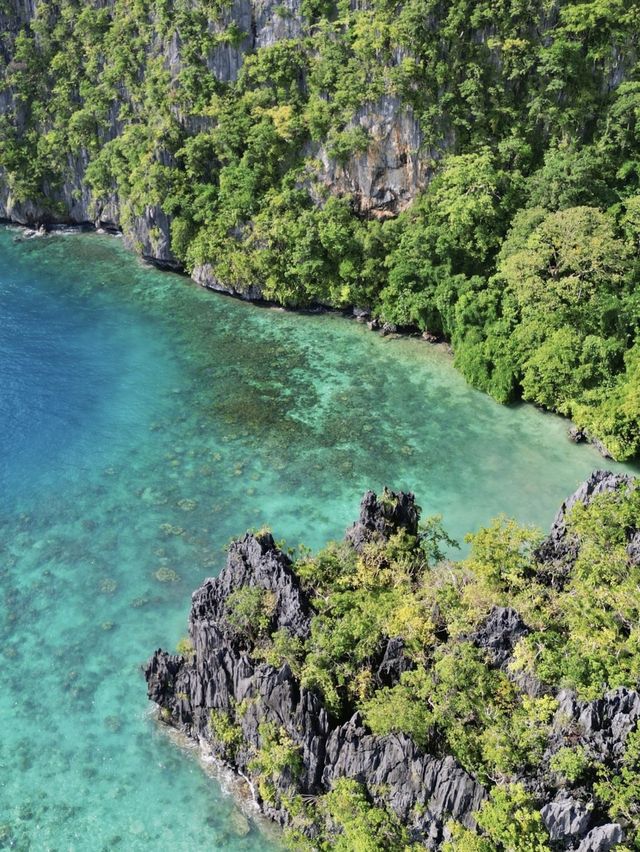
[0,226,636,850]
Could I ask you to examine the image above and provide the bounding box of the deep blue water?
[0,227,636,850]
[0,247,171,504]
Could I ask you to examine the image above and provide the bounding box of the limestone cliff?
[1,0,635,279]
[0,0,432,268]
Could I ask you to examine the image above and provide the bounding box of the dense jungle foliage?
[1,0,640,457]
[218,482,640,850]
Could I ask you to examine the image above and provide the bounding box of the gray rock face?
[309,95,431,217]
[253,0,304,48]
[376,636,412,687]
[204,0,252,81]
[535,470,635,580]
[191,531,313,640]
[124,204,181,269]
[0,0,314,271]
[541,808,625,852]
[472,606,529,668]
[577,824,624,852]
[527,686,637,850]
[192,262,264,301]
[627,529,640,565]
[554,686,640,763]
[345,488,419,552]
[323,717,484,847]
[146,651,185,707]
[541,795,591,842]
[568,425,587,444]
[547,470,633,547]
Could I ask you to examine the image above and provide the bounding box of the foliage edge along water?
[1,0,640,460]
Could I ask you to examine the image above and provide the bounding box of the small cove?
[0,226,636,850]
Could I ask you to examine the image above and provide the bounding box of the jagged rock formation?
[145,491,484,847]
[552,687,640,767]
[544,470,635,555]
[145,477,639,848]
[533,470,637,591]
[321,720,484,843]
[192,262,265,301]
[472,606,530,669]
[345,487,419,552]
[533,685,640,847]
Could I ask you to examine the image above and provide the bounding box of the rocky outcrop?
[627,530,640,566]
[552,687,640,765]
[345,486,419,552]
[544,470,633,549]
[253,0,304,49]
[472,606,530,669]
[541,795,591,843]
[375,636,412,687]
[123,204,181,270]
[192,262,264,301]
[322,718,485,846]
[145,489,486,844]
[529,684,640,846]
[308,95,432,217]
[191,531,313,639]
[577,824,625,852]
[540,797,624,852]
[535,470,636,585]
[145,480,638,848]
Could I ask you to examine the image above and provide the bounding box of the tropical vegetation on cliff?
[1,0,640,457]
[146,477,640,849]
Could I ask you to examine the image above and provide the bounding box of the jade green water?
[0,227,636,850]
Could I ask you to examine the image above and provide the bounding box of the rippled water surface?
[0,227,636,850]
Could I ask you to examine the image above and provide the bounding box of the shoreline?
[1,217,609,460]
[153,716,282,845]
[1,215,447,338]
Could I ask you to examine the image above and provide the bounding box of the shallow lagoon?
[0,227,636,850]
